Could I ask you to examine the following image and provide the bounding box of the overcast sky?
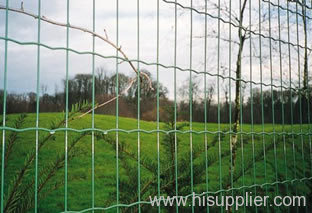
[0,0,310,101]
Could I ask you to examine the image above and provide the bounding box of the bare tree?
[301,1,309,91]
[230,0,248,187]
[206,85,214,121]
[292,0,309,92]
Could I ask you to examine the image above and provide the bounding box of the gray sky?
[0,0,310,102]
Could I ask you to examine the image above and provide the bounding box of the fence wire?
[0,0,312,212]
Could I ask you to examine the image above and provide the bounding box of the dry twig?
[0,4,154,119]
[71,77,136,121]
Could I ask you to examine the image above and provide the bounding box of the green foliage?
[4,114,26,168]
[2,112,89,213]
[1,113,311,212]
[70,99,90,113]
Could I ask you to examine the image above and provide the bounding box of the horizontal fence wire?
[1,126,312,136]
[1,0,312,212]
[0,36,307,93]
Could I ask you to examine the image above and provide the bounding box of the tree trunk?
[228,0,247,189]
[301,3,308,91]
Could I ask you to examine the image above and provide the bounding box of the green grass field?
[1,113,312,212]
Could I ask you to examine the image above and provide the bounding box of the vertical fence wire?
[248,1,257,212]
[286,2,299,213]
[295,3,305,212]
[188,0,194,212]
[228,0,233,206]
[296,0,305,181]
[1,1,9,212]
[267,0,279,203]
[203,1,209,213]
[238,2,246,213]
[295,3,301,213]
[277,2,290,212]
[91,0,96,211]
[173,1,179,212]
[136,1,141,212]
[258,1,268,213]
[216,0,222,206]
[0,0,312,212]
[308,0,312,186]
[64,0,70,211]
[34,0,42,211]
[115,0,120,212]
[156,0,161,213]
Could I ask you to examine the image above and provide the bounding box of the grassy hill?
[1,113,311,212]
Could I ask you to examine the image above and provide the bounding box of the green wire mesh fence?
[0,0,312,212]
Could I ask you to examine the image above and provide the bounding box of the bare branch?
[71,77,137,120]
[194,34,240,45]
[103,29,109,40]
[206,0,240,25]
[0,4,156,120]
[287,0,312,10]
[0,4,154,91]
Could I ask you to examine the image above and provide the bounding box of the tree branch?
[71,77,136,120]
[0,5,154,90]
[0,4,154,119]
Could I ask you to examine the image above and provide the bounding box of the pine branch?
[4,114,26,169]
[11,133,87,213]
[98,133,156,174]
[4,114,71,212]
